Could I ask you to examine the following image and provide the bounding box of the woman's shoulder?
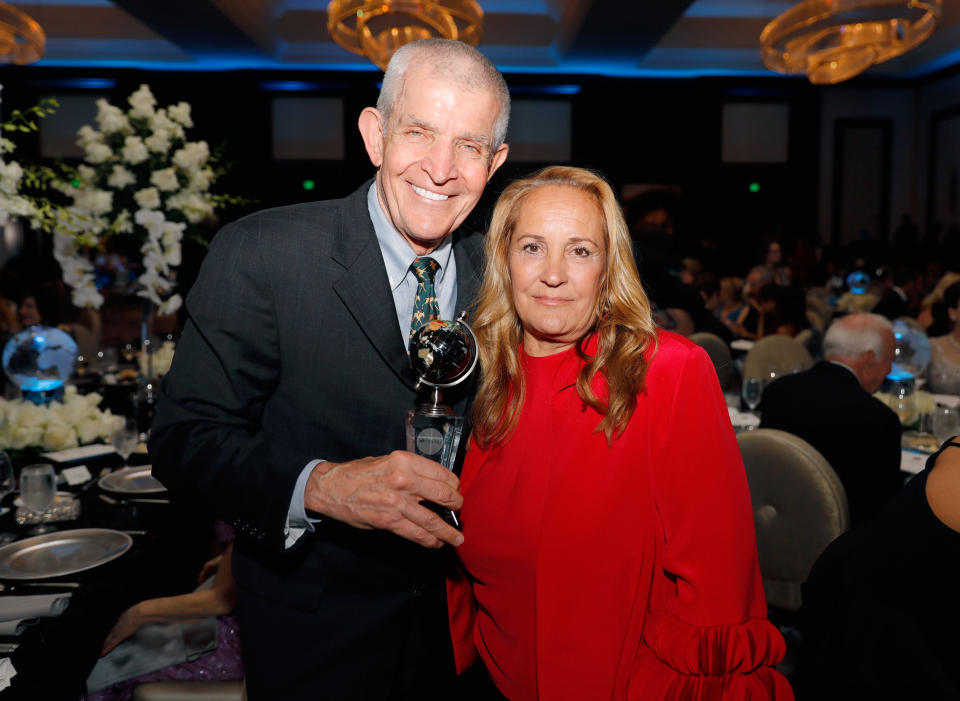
[645,330,710,378]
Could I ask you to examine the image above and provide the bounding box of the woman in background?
[927,281,960,395]
[449,166,791,700]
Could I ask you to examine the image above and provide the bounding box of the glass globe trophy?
[406,312,478,527]
[2,326,78,404]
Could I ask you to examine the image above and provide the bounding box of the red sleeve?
[631,341,794,700]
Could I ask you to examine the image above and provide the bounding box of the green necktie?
[409,256,441,338]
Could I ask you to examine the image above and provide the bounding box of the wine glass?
[112,416,139,469]
[742,377,763,412]
[20,464,56,535]
[932,407,960,445]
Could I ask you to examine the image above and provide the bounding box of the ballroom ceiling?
[7,0,960,79]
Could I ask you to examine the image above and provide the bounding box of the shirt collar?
[367,182,454,293]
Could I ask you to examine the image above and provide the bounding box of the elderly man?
[150,39,509,700]
[760,313,902,525]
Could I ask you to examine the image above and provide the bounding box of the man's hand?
[304,451,464,548]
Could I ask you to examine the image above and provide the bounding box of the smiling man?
[149,39,509,700]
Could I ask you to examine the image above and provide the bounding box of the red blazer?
[448,332,793,699]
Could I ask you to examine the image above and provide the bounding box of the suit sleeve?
[630,344,794,699]
[149,220,316,553]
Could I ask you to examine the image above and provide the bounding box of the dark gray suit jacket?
[150,182,483,699]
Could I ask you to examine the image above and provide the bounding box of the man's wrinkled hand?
[304,451,464,548]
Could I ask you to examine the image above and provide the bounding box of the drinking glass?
[21,464,56,535]
[742,377,763,411]
[932,407,960,445]
[0,452,14,503]
[112,416,139,468]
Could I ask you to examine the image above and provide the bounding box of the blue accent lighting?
[510,84,581,96]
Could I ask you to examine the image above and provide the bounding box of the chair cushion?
[133,681,244,701]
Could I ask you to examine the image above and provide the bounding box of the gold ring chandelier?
[760,0,942,85]
[0,1,44,65]
[327,0,483,70]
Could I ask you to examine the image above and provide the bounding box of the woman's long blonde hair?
[471,166,657,448]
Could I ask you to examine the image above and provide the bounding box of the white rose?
[167,102,193,128]
[84,141,113,164]
[167,191,213,224]
[187,168,214,193]
[43,418,78,451]
[76,164,97,184]
[107,165,136,189]
[75,417,103,445]
[72,283,104,310]
[144,129,171,154]
[96,99,130,134]
[128,84,157,119]
[172,141,209,172]
[8,423,43,450]
[150,167,179,192]
[134,187,161,210]
[122,136,149,165]
[76,125,102,148]
[74,188,113,216]
[135,207,165,231]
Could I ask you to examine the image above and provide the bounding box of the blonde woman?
[447,167,792,700]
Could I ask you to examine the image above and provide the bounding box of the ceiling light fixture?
[0,1,44,65]
[327,0,483,70]
[760,0,942,85]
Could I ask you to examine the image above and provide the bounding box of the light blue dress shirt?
[284,183,459,546]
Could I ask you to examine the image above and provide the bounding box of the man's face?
[359,65,508,255]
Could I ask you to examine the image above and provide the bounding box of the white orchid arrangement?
[0,385,122,452]
[52,84,241,314]
[0,86,59,229]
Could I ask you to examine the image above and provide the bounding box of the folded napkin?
[728,406,760,429]
[0,618,38,636]
[0,593,72,623]
[933,394,960,409]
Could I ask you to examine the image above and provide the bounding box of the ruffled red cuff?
[630,610,794,700]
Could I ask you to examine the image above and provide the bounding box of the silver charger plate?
[0,528,133,579]
[98,466,166,495]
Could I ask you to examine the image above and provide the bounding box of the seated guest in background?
[918,271,960,334]
[450,166,792,700]
[796,438,960,699]
[761,313,902,525]
[719,275,746,326]
[732,278,777,340]
[872,266,922,320]
[760,237,792,287]
[87,543,241,701]
[927,281,960,395]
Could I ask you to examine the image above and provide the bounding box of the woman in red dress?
[448,166,793,700]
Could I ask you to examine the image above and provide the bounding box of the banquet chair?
[737,429,849,613]
[132,680,244,701]
[689,331,734,389]
[742,336,813,383]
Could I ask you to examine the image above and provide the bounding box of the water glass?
[0,452,13,502]
[21,464,56,535]
[112,416,139,467]
[742,377,763,411]
[932,407,960,444]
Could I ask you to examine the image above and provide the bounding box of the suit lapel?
[331,183,415,390]
[452,229,483,319]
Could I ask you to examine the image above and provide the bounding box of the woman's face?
[508,185,606,357]
[19,296,41,327]
[767,242,782,265]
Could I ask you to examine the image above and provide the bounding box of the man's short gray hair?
[823,313,894,359]
[376,38,510,150]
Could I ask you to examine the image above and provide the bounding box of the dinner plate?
[98,466,166,495]
[0,528,132,579]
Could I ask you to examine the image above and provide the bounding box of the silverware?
[0,581,80,593]
[98,494,169,506]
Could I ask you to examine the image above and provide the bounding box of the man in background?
[761,313,902,524]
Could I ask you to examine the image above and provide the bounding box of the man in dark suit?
[872,266,922,320]
[760,313,902,525]
[149,39,509,700]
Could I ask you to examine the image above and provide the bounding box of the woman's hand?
[100,604,144,656]
[198,554,223,585]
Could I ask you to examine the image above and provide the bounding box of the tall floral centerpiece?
[52,84,236,315]
[0,86,58,228]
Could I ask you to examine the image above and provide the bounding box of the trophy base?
[405,409,464,528]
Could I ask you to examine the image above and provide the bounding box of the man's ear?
[487,143,509,180]
[358,107,385,168]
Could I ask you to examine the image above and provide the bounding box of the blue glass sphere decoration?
[2,325,78,404]
[889,319,931,380]
[846,270,871,294]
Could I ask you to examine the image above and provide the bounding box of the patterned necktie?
[409,256,441,338]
